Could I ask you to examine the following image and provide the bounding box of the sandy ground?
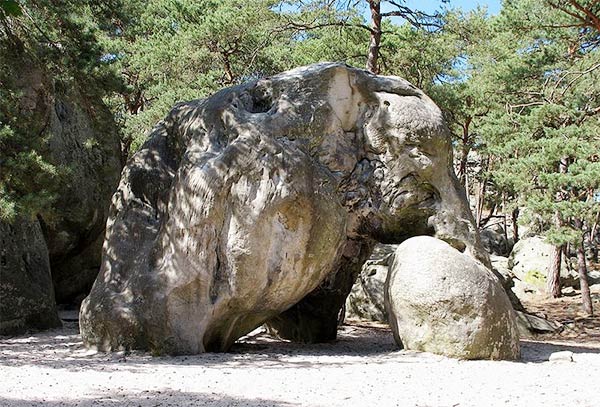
[1,320,599,407]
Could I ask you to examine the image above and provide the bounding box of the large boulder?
[81,63,491,354]
[509,236,577,293]
[386,236,520,360]
[15,67,123,304]
[347,244,546,338]
[0,219,61,335]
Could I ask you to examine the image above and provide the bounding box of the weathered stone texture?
[386,236,520,360]
[10,64,122,305]
[0,219,61,335]
[81,63,501,354]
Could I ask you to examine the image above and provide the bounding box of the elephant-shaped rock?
[81,63,502,355]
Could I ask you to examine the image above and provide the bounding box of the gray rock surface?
[480,224,513,256]
[589,270,600,286]
[386,236,520,360]
[489,254,528,313]
[345,243,397,322]
[81,63,490,354]
[515,311,562,336]
[0,219,61,335]
[509,236,577,293]
[490,255,511,280]
[43,90,122,304]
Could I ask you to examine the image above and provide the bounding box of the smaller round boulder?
[385,236,520,360]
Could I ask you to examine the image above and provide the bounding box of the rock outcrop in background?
[37,83,122,304]
[0,65,122,335]
[0,218,61,335]
[345,244,395,322]
[80,62,516,356]
[480,224,513,257]
[509,236,577,295]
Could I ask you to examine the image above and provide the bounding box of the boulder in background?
[0,219,61,335]
[508,236,578,293]
[345,244,396,322]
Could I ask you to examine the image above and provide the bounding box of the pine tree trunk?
[575,218,594,316]
[512,207,520,243]
[588,219,598,263]
[458,117,472,187]
[547,156,569,298]
[366,1,381,74]
[577,244,594,316]
[475,159,489,228]
[547,243,562,298]
[502,214,509,255]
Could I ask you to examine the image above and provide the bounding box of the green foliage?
[0,1,121,222]
[0,80,66,222]
[0,0,21,16]
[468,0,600,244]
[1,0,598,246]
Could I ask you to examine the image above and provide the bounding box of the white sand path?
[1,321,599,407]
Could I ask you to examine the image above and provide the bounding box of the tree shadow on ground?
[0,322,424,373]
[0,391,297,407]
[520,340,600,363]
[1,320,599,372]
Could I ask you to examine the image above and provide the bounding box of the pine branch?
[278,14,373,34]
[382,0,443,30]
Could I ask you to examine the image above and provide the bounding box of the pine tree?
[471,0,600,312]
[0,0,120,222]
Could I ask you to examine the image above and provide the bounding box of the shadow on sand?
[520,339,600,363]
[1,320,599,374]
[0,391,298,407]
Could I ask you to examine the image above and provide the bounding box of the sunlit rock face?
[81,63,496,354]
[386,236,520,360]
